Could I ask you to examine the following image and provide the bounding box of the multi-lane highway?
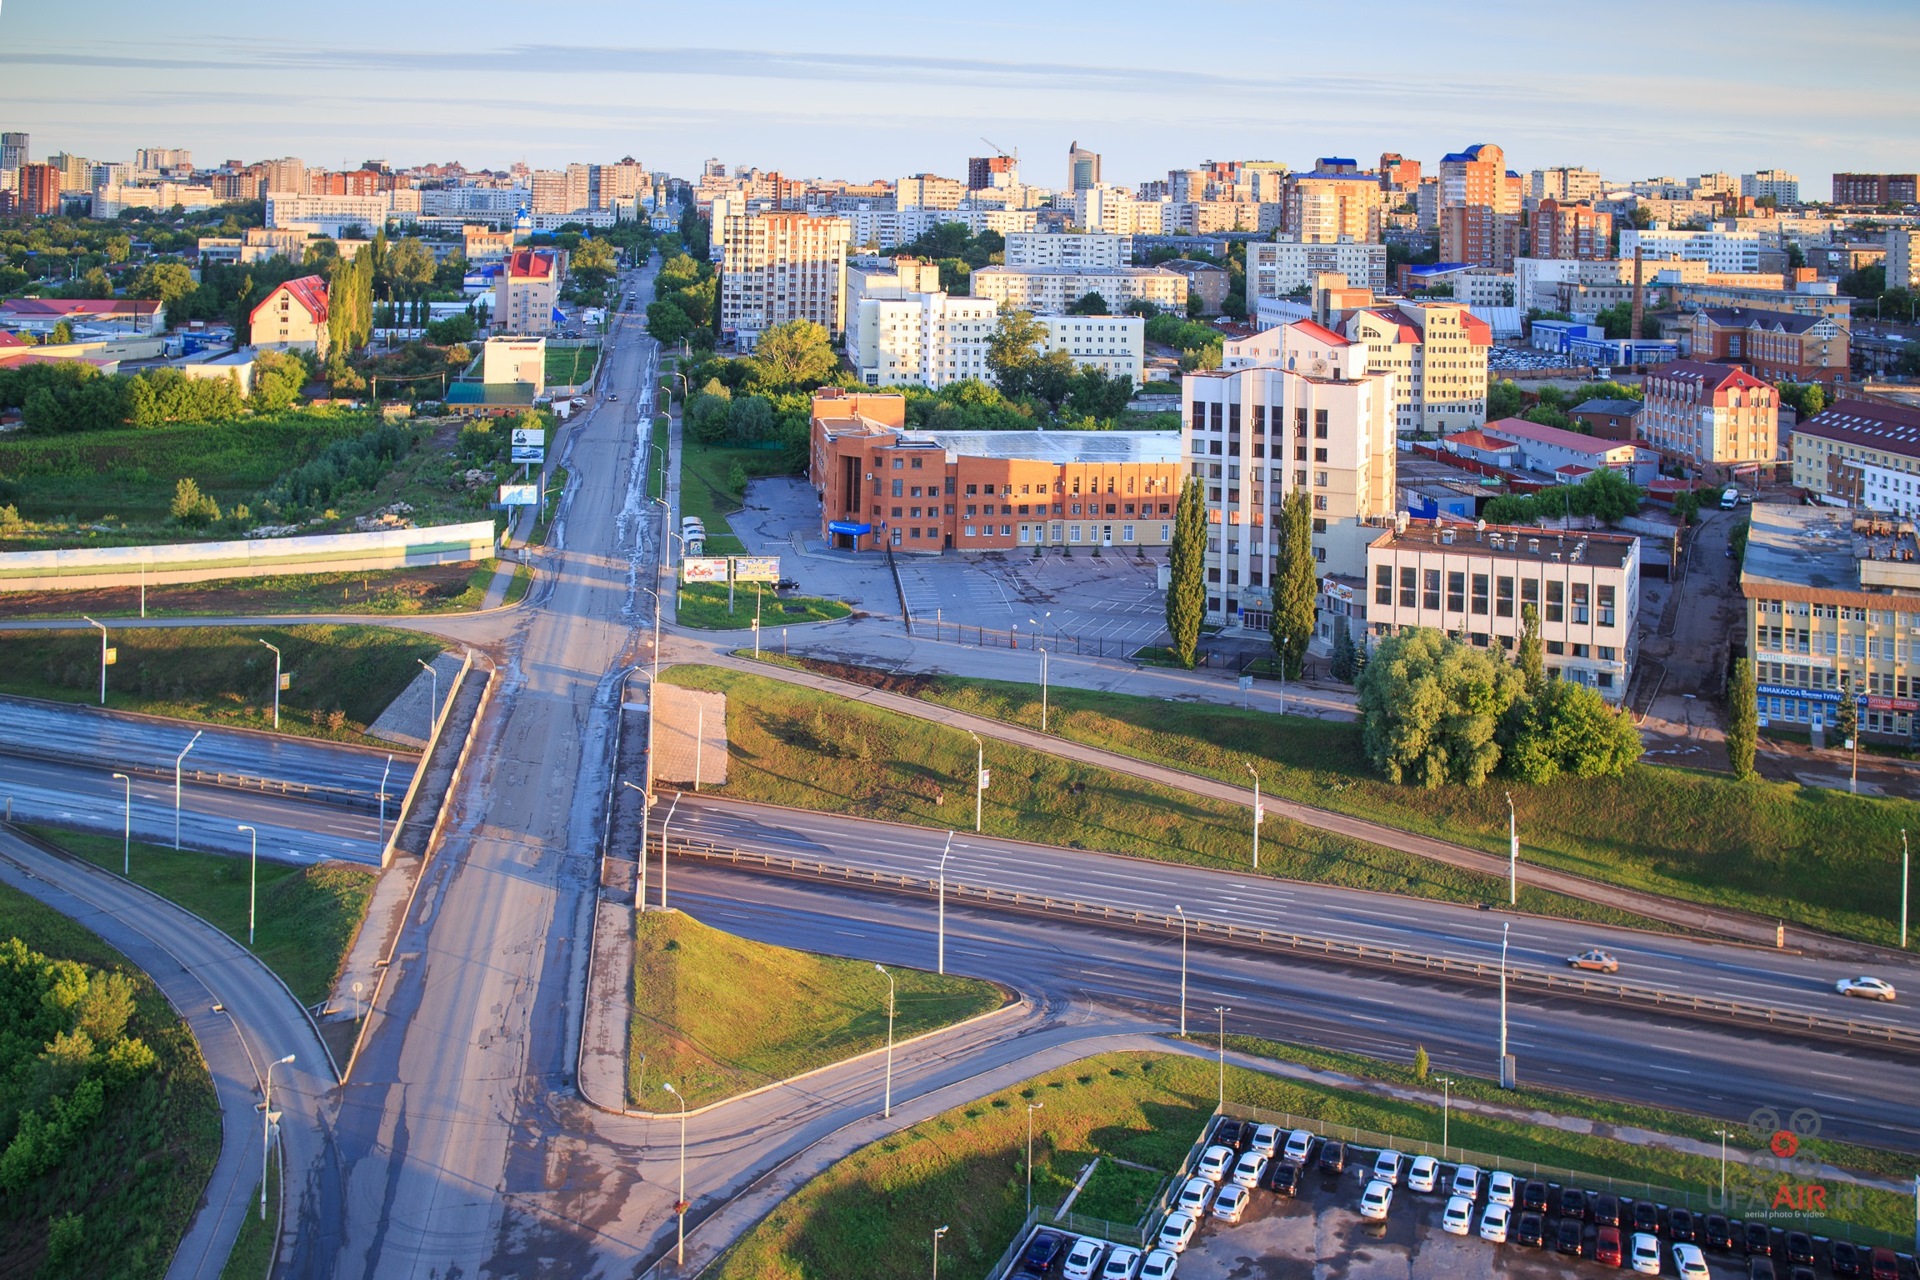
[665,794,1920,1036]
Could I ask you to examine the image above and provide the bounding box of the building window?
[1598,584,1616,627]
[1447,571,1466,614]
[1546,580,1564,623]
[891,479,903,497]
[964,525,977,537]
[1070,525,1082,542]
[1376,565,1392,606]
[1546,639,1565,655]
[1496,575,1514,618]
[1123,525,1135,542]
[891,528,902,545]
[1400,566,1417,609]
[1471,574,1489,615]
[1423,569,1441,611]
[1314,409,1329,438]
[1522,578,1540,611]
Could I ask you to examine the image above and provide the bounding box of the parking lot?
[1012,1118,1906,1280]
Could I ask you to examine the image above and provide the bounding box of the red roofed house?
[1482,416,1660,487]
[1637,358,1778,480]
[249,275,331,357]
[0,296,167,336]
[1343,301,1491,436]
[495,248,560,335]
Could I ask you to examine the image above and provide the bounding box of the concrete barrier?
[0,520,497,591]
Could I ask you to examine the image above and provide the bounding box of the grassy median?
[659,665,1661,929]
[779,661,1920,946]
[0,623,445,746]
[29,826,375,1005]
[629,910,1003,1110]
[675,582,849,631]
[0,878,220,1279]
[0,561,504,621]
[713,1046,1910,1280]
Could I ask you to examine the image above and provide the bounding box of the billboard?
[682,557,729,583]
[733,556,781,583]
[499,484,540,506]
[510,444,546,464]
[511,427,545,448]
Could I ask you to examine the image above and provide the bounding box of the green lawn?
[0,878,220,1279]
[0,623,446,746]
[0,561,503,620]
[630,910,1003,1109]
[31,826,377,1005]
[676,582,849,630]
[791,663,1920,946]
[714,1047,1911,1280]
[677,441,795,558]
[544,344,599,386]
[500,561,532,607]
[219,1162,277,1280]
[660,665,1661,929]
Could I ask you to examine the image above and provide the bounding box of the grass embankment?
[0,624,444,747]
[678,441,793,558]
[219,1160,278,1280]
[545,343,599,386]
[675,582,850,631]
[32,826,376,1005]
[789,663,1920,946]
[500,560,532,607]
[630,910,1002,1109]
[660,665,1659,928]
[0,879,220,1278]
[714,1047,1911,1280]
[0,561,504,620]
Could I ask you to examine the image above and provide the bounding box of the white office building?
[1003,231,1132,268]
[1247,236,1387,297]
[970,264,1186,315]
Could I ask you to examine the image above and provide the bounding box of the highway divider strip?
[667,841,1920,1056]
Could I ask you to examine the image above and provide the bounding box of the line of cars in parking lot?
[1013,1116,1908,1280]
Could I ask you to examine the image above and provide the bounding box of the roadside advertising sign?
[499,484,540,506]
[733,556,781,583]
[511,427,546,448]
[511,444,546,464]
[682,557,729,583]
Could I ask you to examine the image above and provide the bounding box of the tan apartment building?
[1637,359,1779,478]
[1345,302,1492,435]
[1284,175,1384,242]
[1365,519,1641,700]
[1742,504,1920,743]
[1790,399,1920,511]
[717,208,852,346]
[494,248,560,335]
[809,391,1181,555]
[1688,307,1846,388]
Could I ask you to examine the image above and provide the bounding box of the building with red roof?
[249,275,331,357]
[1638,358,1778,479]
[1344,302,1491,435]
[495,248,561,335]
[1481,416,1660,486]
[0,296,167,336]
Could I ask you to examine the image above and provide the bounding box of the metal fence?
[914,618,1156,661]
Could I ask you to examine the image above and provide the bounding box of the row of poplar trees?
[1165,477,1316,677]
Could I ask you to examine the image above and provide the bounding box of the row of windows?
[1374,566,1617,625]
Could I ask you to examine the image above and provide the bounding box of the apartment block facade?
[1789,399,1920,509]
[1344,303,1492,435]
[1636,359,1778,477]
[717,208,852,343]
[1831,173,1918,206]
[1688,307,1846,387]
[1530,199,1612,260]
[1284,176,1384,242]
[1886,228,1919,292]
[495,248,560,335]
[1002,232,1131,269]
[1182,333,1398,626]
[969,264,1186,315]
[1365,520,1640,700]
[1247,236,1387,296]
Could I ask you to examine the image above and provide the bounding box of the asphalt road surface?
[2,749,385,863]
[665,795,1920,1036]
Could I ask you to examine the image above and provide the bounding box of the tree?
[169,477,220,526]
[646,299,694,348]
[48,321,72,346]
[1727,657,1758,779]
[105,235,131,265]
[251,350,306,412]
[1517,603,1545,696]
[1356,629,1525,788]
[727,394,776,444]
[1166,477,1207,668]
[1487,379,1524,421]
[1501,679,1642,783]
[386,236,436,296]
[1027,349,1078,415]
[571,236,618,277]
[1594,302,1637,340]
[987,308,1048,398]
[1835,672,1860,753]
[1272,490,1316,679]
[424,313,475,346]
[1329,616,1357,683]
[128,260,196,307]
[1065,367,1135,423]
[747,319,836,391]
[1066,291,1110,316]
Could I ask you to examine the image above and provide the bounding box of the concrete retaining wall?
[0,521,498,591]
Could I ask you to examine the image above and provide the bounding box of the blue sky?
[3,0,1916,187]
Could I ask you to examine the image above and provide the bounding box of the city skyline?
[3,0,1916,183]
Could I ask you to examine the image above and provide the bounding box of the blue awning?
[827,521,872,536]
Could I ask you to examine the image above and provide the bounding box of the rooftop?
[1795,398,1920,459]
[1374,518,1638,569]
[1694,307,1829,334]
[1484,416,1643,457]
[1573,398,1644,416]
[1646,358,1771,389]
[971,264,1184,278]
[906,429,1180,466]
[1741,504,1920,600]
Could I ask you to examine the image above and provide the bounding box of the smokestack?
[1630,245,1645,343]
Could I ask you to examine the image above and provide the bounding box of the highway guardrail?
[664,840,1920,1055]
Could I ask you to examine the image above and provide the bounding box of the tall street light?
[1903,829,1911,950]
[1026,1102,1045,1213]
[262,1053,295,1221]
[1245,763,1261,870]
[658,791,681,911]
[1213,1004,1231,1107]
[238,824,259,945]
[1713,1127,1732,1207]
[876,963,896,1118]
[936,830,954,975]
[1028,616,1050,733]
[416,658,439,744]
[1498,921,1512,1089]
[1436,1075,1453,1158]
[639,585,663,684]
[258,639,283,729]
[623,780,652,907]
[1175,904,1188,1036]
[173,729,202,850]
[966,729,984,834]
[662,1082,689,1266]
[1505,791,1518,906]
[378,754,394,846]
[932,1224,949,1280]
[111,771,131,875]
[83,615,110,705]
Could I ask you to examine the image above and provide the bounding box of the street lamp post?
[1028,616,1050,733]
[378,754,394,845]
[658,791,681,911]
[262,1053,295,1221]
[83,615,109,705]
[1026,1102,1045,1213]
[1437,1076,1453,1158]
[259,639,283,730]
[933,1224,949,1280]
[1175,904,1188,1036]
[966,729,984,834]
[1714,1128,1731,1206]
[1903,829,1912,949]
[416,658,439,744]
[1245,763,1261,870]
[173,729,202,851]
[876,964,895,1118]
[662,1082,689,1266]
[1506,791,1518,906]
[112,771,131,875]
[1213,1005,1230,1107]
[238,824,259,946]
[1498,921,1512,1088]
[937,830,954,975]
[639,585,663,684]
[622,780,652,907]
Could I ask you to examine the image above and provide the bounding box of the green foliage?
[263,420,412,513]
[1481,469,1643,525]
[746,319,836,391]
[1273,490,1315,679]
[250,349,309,413]
[1357,629,1524,788]
[1166,477,1207,668]
[127,367,245,427]
[1840,263,1886,301]
[899,379,1037,433]
[168,476,220,527]
[1593,302,1641,340]
[324,249,374,356]
[986,308,1048,397]
[889,222,1001,269]
[1727,657,1758,780]
[126,260,195,306]
[1835,672,1860,749]
[1777,381,1827,418]
[646,297,694,347]
[0,361,132,433]
[1730,517,1751,563]
[1329,616,1357,683]
[1065,290,1110,315]
[1413,1044,1429,1082]
[1145,312,1224,369]
[1487,379,1524,420]
[1501,679,1643,784]
[1063,367,1134,423]
[424,312,476,346]
[48,320,73,345]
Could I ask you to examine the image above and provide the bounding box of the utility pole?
[937,830,954,975]
[1438,1076,1453,1158]
[876,964,895,1118]
[1213,1005,1230,1107]
[262,1054,295,1221]
[1506,791,1518,906]
[112,772,131,875]
[173,730,202,850]
[1498,921,1513,1088]
[259,639,283,730]
[1026,1102,1044,1213]
[1904,829,1911,949]
[1175,904,1188,1036]
[966,729,984,833]
[83,615,110,705]
[1245,763,1261,869]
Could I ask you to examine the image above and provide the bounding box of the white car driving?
[1836,975,1897,1001]
[1359,1178,1393,1221]
[1442,1195,1473,1235]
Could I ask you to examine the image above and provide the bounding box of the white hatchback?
[1406,1154,1439,1193]
[1359,1178,1393,1221]
[1442,1195,1473,1235]
[1195,1144,1234,1183]
[1479,1203,1511,1243]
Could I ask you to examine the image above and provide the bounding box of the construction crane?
[980,137,1019,163]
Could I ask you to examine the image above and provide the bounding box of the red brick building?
[15,163,62,216]
[1688,308,1847,388]
[1530,198,1612,260]
[810,390,1182,554]
[1831,173,1918,206]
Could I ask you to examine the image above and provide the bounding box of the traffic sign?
[103,647,117,666]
